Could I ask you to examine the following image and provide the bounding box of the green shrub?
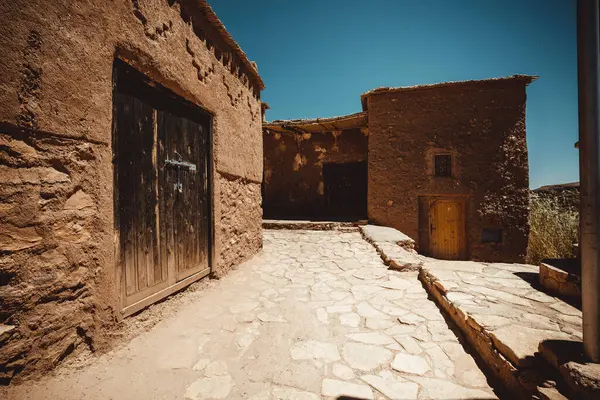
[526,193,579,265]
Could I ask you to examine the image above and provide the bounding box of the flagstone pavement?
[6,230,499,400]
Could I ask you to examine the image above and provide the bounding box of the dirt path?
[6,230,497,399]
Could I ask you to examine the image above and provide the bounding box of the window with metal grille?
[434,154,452,177]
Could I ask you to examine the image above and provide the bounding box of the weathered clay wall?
[215,173,262,278]
[0,0,262,383]
[367,81,530,262]
[263,128,367,219]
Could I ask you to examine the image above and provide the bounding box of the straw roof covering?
[263,112,367,134]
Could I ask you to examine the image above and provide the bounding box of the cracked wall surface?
[263,129,367,220]
[0,0,263,383]
[366,81,530,262]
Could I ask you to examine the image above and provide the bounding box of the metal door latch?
[164,159,197,172]
[165,156,197,193]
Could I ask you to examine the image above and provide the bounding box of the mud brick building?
[264,75,536,263]
[263,112,368,220]
[0,0,263,382]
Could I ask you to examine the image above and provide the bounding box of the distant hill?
[532,182,579,211]
[533,182,579,193]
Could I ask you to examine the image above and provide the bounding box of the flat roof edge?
[360,74,538,100]
[264,111,367,128]
[196,0,265,89]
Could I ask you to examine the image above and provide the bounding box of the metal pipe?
[578,0,600,362]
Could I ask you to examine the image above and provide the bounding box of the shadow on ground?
[513,271,582,310]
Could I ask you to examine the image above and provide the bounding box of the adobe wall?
[0,0,262,383]
[366,81,530,262]
[263,128,367,219]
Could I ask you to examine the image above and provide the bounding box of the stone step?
[359,224,423,271]
[538,340,600,400]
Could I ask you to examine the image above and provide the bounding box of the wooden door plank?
[157,111,168,284]
[430,200,438,258]
[133,97,148,291]
[115,93,138,296]
[180,119,195,278]
[459,201,467,259]
[115,90,162,299]
[167,116,209,281]
[149,110,162,285]
[195,121,202,267]
[158,110,178,286]
[181,118,191,275]
[440,202,448,259]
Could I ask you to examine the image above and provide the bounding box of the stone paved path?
[7,230,497,400]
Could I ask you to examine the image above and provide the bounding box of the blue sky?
[210,0,579,189]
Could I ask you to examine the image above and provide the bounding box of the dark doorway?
[113,59,212,316]
[322,161,367,221]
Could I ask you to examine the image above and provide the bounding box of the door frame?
[322,160,368,221]
[112,58,215,318]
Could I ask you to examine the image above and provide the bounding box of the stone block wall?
[366,79,531,262]
[0,0,262,383]
[215,173,263,278]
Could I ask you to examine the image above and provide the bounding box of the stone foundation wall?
[0,0,263,383]
[214,173,263,278]
[366,79,530,262]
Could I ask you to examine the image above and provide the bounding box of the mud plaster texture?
[0,0,263,383]
[216,174,262,279]
[263,129,367,219]
[366,79,531,262]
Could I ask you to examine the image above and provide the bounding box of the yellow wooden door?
[429,200,463,260]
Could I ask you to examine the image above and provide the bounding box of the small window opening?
[434,154,452,177]
[482,229,502,243]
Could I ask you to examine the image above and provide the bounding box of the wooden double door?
[113,61,211,316]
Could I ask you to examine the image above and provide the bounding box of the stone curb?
[262,220,364,231]
[418,268,531,398]
[418,268,575,400]
[358,226,423,272]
